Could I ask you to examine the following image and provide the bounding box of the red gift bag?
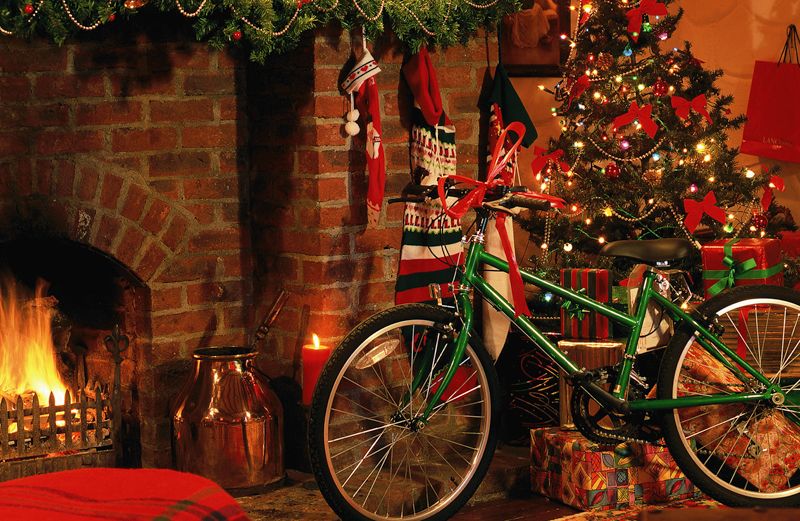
[740,25,800,162]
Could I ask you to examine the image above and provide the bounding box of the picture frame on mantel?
[501,0,572,77]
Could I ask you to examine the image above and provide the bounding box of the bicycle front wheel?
[659,285,800,506]
[308,304,499,521]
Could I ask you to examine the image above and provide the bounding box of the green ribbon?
[704,239,781,296]
[561,289,588,320]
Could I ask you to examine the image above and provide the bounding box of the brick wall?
[0,24,498,467]
[252,28,498,381]
[0,31,252,466]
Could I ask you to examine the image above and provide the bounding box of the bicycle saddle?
[599,238,693,266]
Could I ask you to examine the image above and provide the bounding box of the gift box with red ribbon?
[701,238,783,299]
[530,428,700,511]
[560,269,611,339]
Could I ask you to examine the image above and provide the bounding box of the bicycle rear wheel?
[659,285,800,506]
[308,304,499,521]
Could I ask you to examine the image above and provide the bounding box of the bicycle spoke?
[725,313,765,375]
[343,375,398,409]
[329,419,407,444]
[331,430,384,460]
[420,431,464,483]
[315,313,494,519]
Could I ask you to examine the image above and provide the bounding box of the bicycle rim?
[668,297,800,500]
[322,318,492,520]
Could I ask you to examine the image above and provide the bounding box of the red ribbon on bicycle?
[437,122,565,318]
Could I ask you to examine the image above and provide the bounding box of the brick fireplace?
[0,19,495,469]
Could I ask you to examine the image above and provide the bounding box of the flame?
[0,277,68,404]
[312,333,320,350]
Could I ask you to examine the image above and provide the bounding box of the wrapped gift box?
[560,269,611,339]
[530,428,700,511]
[701,238,783,298]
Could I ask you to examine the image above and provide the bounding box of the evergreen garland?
[0,0,520,61]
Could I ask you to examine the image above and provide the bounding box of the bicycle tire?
[308,303,500,521]
[658,285,800,506]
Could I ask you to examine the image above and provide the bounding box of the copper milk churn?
[173,347,284,490]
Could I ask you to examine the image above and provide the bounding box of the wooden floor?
[236,469,579,520]
[453,496,578,521]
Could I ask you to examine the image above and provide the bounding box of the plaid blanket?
[0,468,249,520]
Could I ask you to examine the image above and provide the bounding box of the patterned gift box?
[560,269,611,339]
[530,428,700,511]
[701,238,783,299]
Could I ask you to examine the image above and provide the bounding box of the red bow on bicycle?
[438,122,564,318]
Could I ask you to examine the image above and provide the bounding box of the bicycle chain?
[571,367,666,447]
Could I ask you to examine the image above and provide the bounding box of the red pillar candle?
[302,334,331,405]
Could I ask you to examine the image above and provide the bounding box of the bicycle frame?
[419,212,787,421]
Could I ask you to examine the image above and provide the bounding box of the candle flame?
[312,333,320,350]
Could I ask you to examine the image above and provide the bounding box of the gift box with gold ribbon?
[530,428,700,511]
[701,238,783,299]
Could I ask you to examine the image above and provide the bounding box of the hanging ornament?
[689,183,698,193]
[340,41,381,138]
[623,43,634,57]
[652,78,668,97]
[108,13,116,21]
[620,139,630,151]
[232,30,242,41]
[23,3,34,14]
[752,213,769,229]
[596,52,614,70]
[297,0,312,6]
[123,0,149,8]
[605,162,621,179]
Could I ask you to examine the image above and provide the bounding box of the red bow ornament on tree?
[671,94,712,124]
[613,102,658,138]
[566,74,590,108]
[626,0,668,42]
[531,147,571,176]
[761,175,785,212]
[683,191,727,233]
[438,122,565,317]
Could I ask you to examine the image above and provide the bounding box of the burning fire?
[0,277,68,404]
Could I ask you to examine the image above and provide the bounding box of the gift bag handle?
[779,24,800,65]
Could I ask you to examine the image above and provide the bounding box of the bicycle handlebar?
[388,182,553,212]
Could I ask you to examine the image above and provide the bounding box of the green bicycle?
[308,128,800,520]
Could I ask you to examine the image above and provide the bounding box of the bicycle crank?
[570,366,662,445]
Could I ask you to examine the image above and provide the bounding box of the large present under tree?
[530,428,699,511]
[701,238,783,298]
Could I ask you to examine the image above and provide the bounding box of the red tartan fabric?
[0,468,249,520]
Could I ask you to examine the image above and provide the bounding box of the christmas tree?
[519,0,790,283]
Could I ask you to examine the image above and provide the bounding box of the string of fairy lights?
[532,0,769,253]
[0,0,504,38]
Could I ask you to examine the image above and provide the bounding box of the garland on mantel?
[0,0,520,62]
